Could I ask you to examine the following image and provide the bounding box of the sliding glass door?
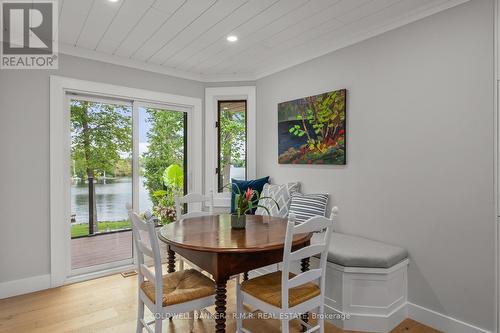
[137,104,187,221]
[69,95,187,275]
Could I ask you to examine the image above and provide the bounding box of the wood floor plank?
[390,319,441,333]
[0,267,442,333]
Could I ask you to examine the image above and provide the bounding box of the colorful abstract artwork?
[278,89,346,165]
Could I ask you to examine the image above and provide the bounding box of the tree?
[70,100,132,233]
[141,109,185,205]
[289,90,346,153]
[219,109,246,189]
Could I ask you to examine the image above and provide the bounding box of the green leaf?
[257,196,280,211]
[152,190,168,198]
[163,164,184,191]
[254,205,271,216]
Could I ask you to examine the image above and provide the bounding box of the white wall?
[0,0,496,330]
[255,0,495,331]
[0,54,205,283]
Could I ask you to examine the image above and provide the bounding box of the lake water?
[71,177,153,224]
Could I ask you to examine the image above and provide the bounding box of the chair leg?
[236,283,243,332]
[136,298,144,333]
[318,304,325,333]
[154,318,162,333]
[281,318,289,333]
[188,311,195,332]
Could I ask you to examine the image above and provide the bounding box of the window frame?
[216,99,248,193]
[205,86,256,208]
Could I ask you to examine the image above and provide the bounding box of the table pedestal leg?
[301,257,310,272]
[215,279,228,333]
[167,247,176,273]
[301,257,310,331]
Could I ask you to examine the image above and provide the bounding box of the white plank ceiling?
[58,0,470,81]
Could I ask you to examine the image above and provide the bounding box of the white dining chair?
[127,205,215,333]
[175,191,214,218]
[236,209,337,333]
[329,206,338,227]
[174,191,214,270]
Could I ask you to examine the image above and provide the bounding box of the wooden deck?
[71,229,169,269]
[71,231,133,269]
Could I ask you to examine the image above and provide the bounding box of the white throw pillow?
[255,182,300,218]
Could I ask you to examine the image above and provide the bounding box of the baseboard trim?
[324,301,492,333]
[407,302,491,333]
[325,302,408,333]
[0,274,51,299]
[65,264,136,285]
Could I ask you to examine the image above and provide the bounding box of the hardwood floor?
[0,267,441,333]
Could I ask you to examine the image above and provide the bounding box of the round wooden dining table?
[158,214,312,333]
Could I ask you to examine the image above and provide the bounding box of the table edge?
[158,232,312,253]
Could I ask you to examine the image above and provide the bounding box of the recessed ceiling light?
[226,35,238,42]
[108,0,120,2]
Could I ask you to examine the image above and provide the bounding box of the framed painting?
[278,89,346,165]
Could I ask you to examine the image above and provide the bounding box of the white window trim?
[205,86,256,208]
[50,75,202,287]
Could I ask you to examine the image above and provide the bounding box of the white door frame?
[204,86,256,208]
[50,75,202,287]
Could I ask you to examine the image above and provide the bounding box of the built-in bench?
[325,232,408,269]
[311,232,409,333]
[251,231,409,333]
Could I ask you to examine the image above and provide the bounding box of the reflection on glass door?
[70,98,133,270]
[138,105,187,221]
[69,97,188,274]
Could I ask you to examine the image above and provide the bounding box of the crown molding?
[59,43,206,82]
[58,0,471,83]
[202,73,257,82]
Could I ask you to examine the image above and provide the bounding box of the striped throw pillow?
[289,192,329,223]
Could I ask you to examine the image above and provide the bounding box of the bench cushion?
[325,232,408,268]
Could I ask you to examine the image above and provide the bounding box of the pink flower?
[245,188,253,202]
